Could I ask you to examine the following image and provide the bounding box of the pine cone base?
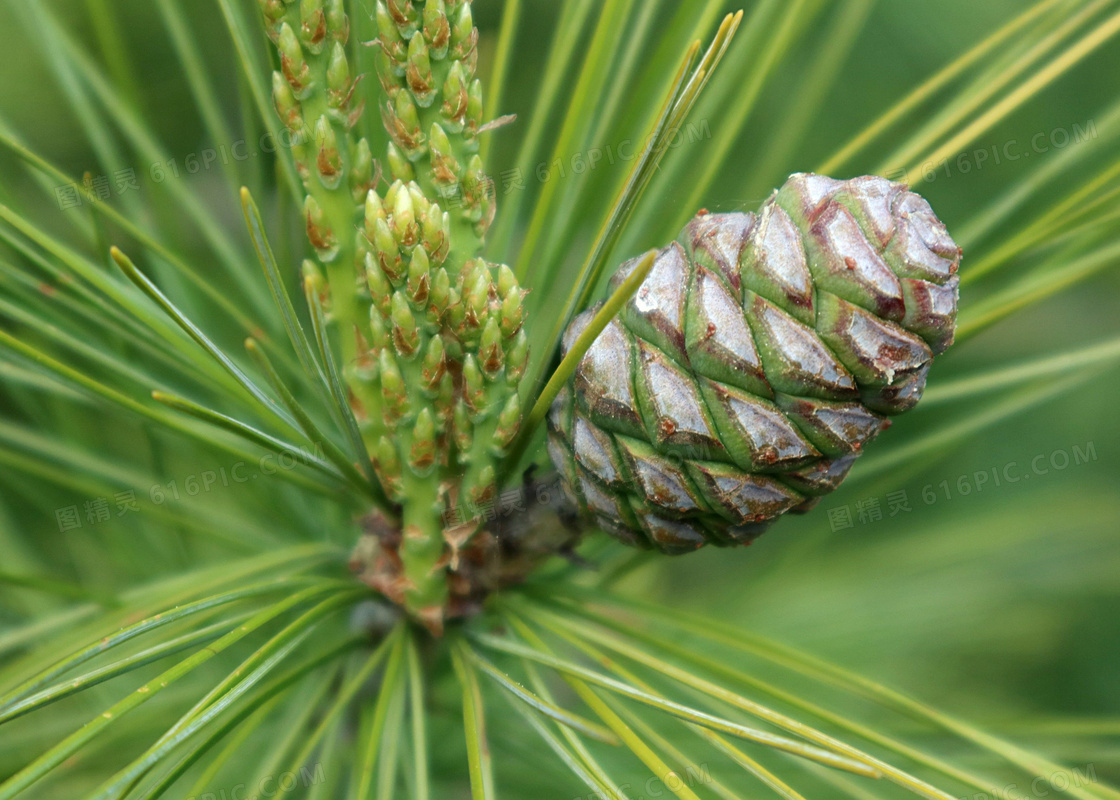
[548,173,961,553]
[350,475,580,631]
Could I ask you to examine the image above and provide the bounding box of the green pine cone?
[548,173,961,554]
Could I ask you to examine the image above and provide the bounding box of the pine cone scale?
[569,318,645,437]
[704,383,819,471]
[680,212,756,292]
[806,203,908,322]
[781,453,858,497]
[686,266,771,397]
[627,241,691,360]
[746,293,858,398]
[635,340,723,455]
[688,461,802,523]
[775,394,885,458]
[742,207,816,322]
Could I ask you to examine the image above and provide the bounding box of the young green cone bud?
[385,90,425,158]
[429,267,451,320]
[449,2,474,59]
[407,246,431,305]
[391,183,418,247]
[387,0,420,37]
[350,138,374,202]
[478,316,504,379]
[387,142,414,182]
[465,79,484,138]
[407,180,429,209]
[500,286,524,338]
[462,154,486,223]
[406,32,436,107]
[365,186,386,224]
[441,60,468,133]
[326,42,352,110]
[390,291,420,357]
[325,0,348,42]
[368,313,389,367]
[259,0,286,25]
[452,399,473,454]
[506,329,529,385]
[366,217,400,284]
[496,263,517,298]
[423,0,450,59]
[303,195,338,260]
[272,71,302,132]
[491,394,521,454]
[468,465,495,507]
[461,354,485,413]
[409,408,438,474]
[377,1,407,64]
[300,0,328,53]
[314,116,343,189]
[278,23,310,95]
[434,372,455,421]
[461,266,490,342]
[421,334,446,391]
[374,439,403,501]
[422,203,450,264]
[379,349,410,423]
[429,123,460,189]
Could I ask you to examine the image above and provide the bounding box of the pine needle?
[451,639,498,800]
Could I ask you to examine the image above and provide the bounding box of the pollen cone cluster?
[352,178,529,628]
[262,0,527,629]
[373,0,492,249]
[357,181,528,501]
[549,174,961,553]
